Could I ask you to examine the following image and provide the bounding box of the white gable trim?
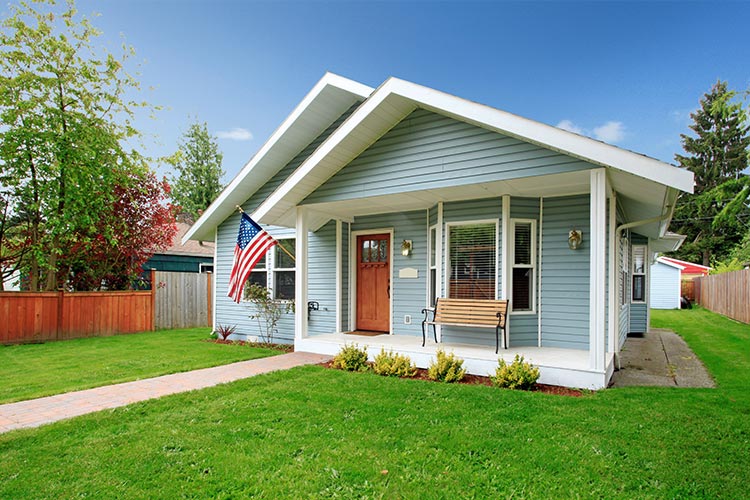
[253,77,694,227]
[184,73,373,243]
[656,257,686,270]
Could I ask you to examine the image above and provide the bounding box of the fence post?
[150,268,157,331]
[207,272,213,330]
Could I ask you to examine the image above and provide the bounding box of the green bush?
[373,349,417,377]
[492,354,540,390]
[332,343,370,372]
[427,349,466,383]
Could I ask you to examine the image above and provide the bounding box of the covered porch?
[298,332,615,389]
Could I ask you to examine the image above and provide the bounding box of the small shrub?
[373,349,417,377]
[492,354,540,390]
[427,349,466,383]
[208,331,218,340]
[215,324,237,341]
[332,343,370,372]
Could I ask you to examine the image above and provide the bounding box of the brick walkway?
[0,351,330,434]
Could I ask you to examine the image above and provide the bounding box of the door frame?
[349,228,394,335]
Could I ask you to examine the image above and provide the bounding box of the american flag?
[227,213,277,303]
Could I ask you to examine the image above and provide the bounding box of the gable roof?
[252,76,694,229]
[656,256,686,270]
[161,222,214,257]
[184,73,373,242]
[660,257,711,274]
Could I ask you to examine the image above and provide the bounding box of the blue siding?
[308,221,337,335]
[303,109,594,205]
[351,211,427,337]
[618,229,631,348]
[509,197,540,347]
[540,195,590,349]
[213,105,359,343]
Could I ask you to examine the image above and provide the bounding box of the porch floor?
[297,333,614,389]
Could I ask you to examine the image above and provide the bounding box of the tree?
[62,171,177,290]
[0,0,153,290]
[165,120,224,222]
[670,81,750,266]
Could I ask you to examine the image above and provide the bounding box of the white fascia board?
[254,76,694,227]
[183,73,373,243]
[656,257,686,270]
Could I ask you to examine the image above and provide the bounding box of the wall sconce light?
[401,239,413,257]
[568,229,583,250]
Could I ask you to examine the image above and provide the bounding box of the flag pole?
[235,205,296,263]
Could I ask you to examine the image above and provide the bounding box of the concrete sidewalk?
[610,328,715,388]
[0,351,330,434]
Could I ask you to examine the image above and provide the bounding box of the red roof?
[660,257,710,275]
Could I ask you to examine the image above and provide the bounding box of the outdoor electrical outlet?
[404,315,412,325]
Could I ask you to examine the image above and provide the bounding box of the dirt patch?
[204,339,294,353]
[320,361,583,397]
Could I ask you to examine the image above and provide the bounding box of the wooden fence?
[681,280,695,302]
[0,270,213,344]
[695,269,750,324]
[0,290,154,344]
[153,271,212,329]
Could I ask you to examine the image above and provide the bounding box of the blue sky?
[66,0,750,183]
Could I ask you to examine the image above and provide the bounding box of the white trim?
[349,228,394,334]
[501,195,510,301]
[436,203,444,342]
[428,223,438,307]
[656,256,686,270]
[184,73,373,243]
[538,197,543,347]
[631,244,648,304]
[212,227,218,330]
[444,218,500,301]
[589,169,607,371]
[335,219,342,334]
[294,207,309,342]
[509,218,538,314]
[659,256,709,271]
[253,76,694,227]
[608,191,617,355]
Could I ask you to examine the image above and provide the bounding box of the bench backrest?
[434,298,508,327]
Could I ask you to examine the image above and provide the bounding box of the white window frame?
[427,224,437,307]
[273,238,296,301]
[510,218,537,314]
[619,236,629,310]
[631,244,647,304]
[242,254,269,302]
[444,219,500,301]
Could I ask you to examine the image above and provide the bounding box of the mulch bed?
[204,338,294,353]
[320,361,583,397]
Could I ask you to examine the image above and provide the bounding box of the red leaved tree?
[63,171,178,290]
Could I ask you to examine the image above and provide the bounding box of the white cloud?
[556,120,583,134]
[592,121,625,143]
[556,119,626,144]
[216,128,253,141]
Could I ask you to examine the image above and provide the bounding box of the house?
[659,256,710,282]
[144,222,215,274]
[649,257,684,310]
[185,73,694,389]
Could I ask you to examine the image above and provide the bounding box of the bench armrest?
[421,307,436,323]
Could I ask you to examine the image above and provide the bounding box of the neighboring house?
[144,222,215,273]
[659,256,710,282]
[185,73,694,389]
[650,257,684,310]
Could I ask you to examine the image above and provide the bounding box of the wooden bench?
[421,298,509,353]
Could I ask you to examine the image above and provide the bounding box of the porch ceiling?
[291,168,676,237]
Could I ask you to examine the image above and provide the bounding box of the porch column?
[335,219,342,334]
[607,189,617,356]
[589,169,607,371]
[295,207,309,342]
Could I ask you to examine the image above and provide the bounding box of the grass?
[0,329,280,404]
[0,308,748,498]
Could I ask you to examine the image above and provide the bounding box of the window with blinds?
[511,220,536,312]
[429,225,437,306]
[632,245,646,303]
[447,222,496,300]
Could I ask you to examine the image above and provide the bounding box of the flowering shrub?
[332,343,370,372]
[373,349,417,377]
[427,349,466,383]
[492,355,540,390]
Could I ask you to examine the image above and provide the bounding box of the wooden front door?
[356,233,390,332]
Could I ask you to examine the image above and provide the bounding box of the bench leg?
[495,325,499,354]
[432,323,437,344]
[421,321,426,347]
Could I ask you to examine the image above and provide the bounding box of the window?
[447,222,496,300]
[428,225,437,306]
[619,237,628,308]
[511,220,536,312]
[274,239,295,300]
[632,245,646,303]
[199,263,214,273]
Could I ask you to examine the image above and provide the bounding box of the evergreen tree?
[670,81,750,266]
[166,121,225,222]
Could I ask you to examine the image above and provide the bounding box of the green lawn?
[1,308,749,498]
[0,329,281,404]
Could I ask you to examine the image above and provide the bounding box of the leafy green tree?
[0,0,154,290]
[165,121,225,222]
[670,81,750,266]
